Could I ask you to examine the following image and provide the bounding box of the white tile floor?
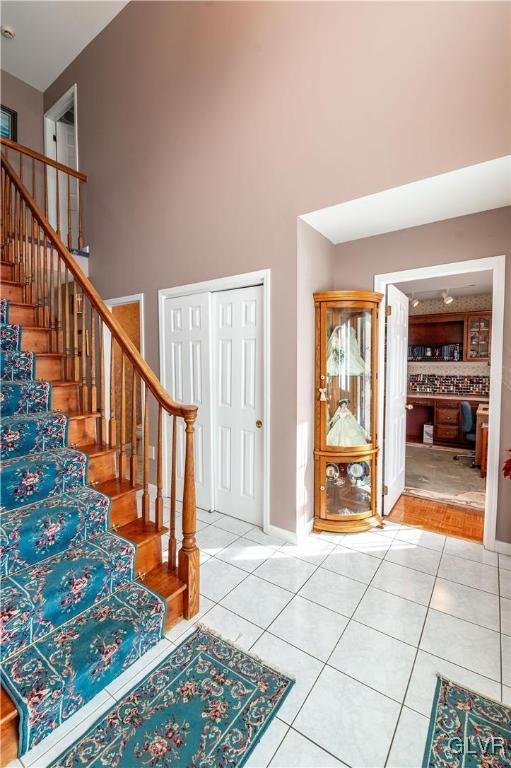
[11,514,510,768]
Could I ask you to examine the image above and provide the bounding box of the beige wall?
[1,70,44,152]
[333,207,511,542]
[43,1,511,534]
[296,220,334,533]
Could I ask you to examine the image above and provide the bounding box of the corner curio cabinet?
[314,291,383,533]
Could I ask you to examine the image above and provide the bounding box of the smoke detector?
[1,25,15,40]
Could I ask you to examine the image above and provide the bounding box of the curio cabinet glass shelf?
[314,291,383,533]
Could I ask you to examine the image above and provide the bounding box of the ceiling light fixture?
[442,290,454,305]
[1,25,15,40]
[410,294,420,308]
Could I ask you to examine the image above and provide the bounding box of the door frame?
[158,269,271,532]
[103,293,146,423]
[375,254,506,552]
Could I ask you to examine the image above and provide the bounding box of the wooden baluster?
[119,353,126,479]
[19,153,22,181]
[19,199,25,299]
[130,371,137,486]
[142,390,150,525]
[178,410,200,618]
[168,415,177,571]
[12,188,18,278]
[81,294,88,410]
[49,246,54,350]
[56,169,61,239]
[155,405,163,531]
[99,318,107,443]
[56,254,62,353]
[7,177,13,262]
[64,265,70,378]
[109,337,117,447]
[72,280,79,381]
[90,308,97,413]
[78,181,84,250]
[26,205,32,303]
[37,225,43,326]
[67,174,72,249]
[43,230,49,327]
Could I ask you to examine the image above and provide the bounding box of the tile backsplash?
[409,373,489,396]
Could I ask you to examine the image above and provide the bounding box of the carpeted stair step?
[0,351,34,381]
[0,447,88,511]
[1,580,166,755]
[0,297,9,324]
[0,280,23,302]
[1,531,136,658]
[0,323,22,352]
[0,380,52,416]
[0,412,68,460]
[0,487,111,576]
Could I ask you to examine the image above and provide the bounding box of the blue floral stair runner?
[422,676,511,767]
[0,314,167,757]
[50,625,294,767]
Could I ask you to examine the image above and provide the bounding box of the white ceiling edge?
[0,1,129,91]
[301,156,511,245]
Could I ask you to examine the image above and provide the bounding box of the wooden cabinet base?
[314,514,384,534]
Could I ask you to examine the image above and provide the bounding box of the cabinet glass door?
[321,456,373,520]
[323,305,372,449]
[467,315,490,359]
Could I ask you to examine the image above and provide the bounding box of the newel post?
[178,409,200,618]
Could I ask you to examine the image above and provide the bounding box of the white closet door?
[213,286,264,525]
[164,292,213,511]
[383,284,409,515]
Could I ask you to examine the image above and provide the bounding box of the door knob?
[405,404,414,410]
[256,420,263,429]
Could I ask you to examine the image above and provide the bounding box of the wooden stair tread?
[7,300,39,309]
[80,442,116,457]
[97,478,142,499]
[118,518,168,544]
[33,351,64,358]
[0,278,23,287]
[144,564,187,600]
[68,412,100,421]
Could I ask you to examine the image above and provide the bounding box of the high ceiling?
[0,1,128,91]
[302,156,511,245]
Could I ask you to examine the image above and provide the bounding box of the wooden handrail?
[1,153,195,419]
[0,138,88,182]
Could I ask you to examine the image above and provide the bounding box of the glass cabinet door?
[319,456,374,520]
[321,304,373,450]
[467,314,490,360]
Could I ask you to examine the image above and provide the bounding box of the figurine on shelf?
[326,325,367,376]
[327,399,368,446]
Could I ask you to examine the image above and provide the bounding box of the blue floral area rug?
[51,625,294,767]
[0,447,88,510]
[1,531,136,658]
[0,351,35,380]
[0,412,68,459]
[0,323,22,351]
[423,676,511,767]
[1,487,111,576]
[0,380,52,415]
[1,581,166,755]
[0,298,9,324]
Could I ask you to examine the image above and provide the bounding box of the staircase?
[0,141,200,764]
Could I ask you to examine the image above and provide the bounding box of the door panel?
[383,285,409,515]
[164,293,213,511]
[213,286,263,524]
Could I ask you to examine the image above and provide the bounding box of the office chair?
[453,400,476,466]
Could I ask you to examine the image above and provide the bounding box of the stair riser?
[7,305,37,326]
[68,415,99,447]
[0,283,23,302]
[134,537,163,575]
[88,451,117,484]
[110,491,139,527]
[0,263,14,281]
[51,384,80,414]
[0,709,17,767]
[164,590,184,631]
[20,328,50,353]
[35,356,63,381]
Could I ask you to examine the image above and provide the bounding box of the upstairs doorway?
[44,85,79,248]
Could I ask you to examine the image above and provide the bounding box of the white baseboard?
[494,539,511,556]
[264,523,298,545]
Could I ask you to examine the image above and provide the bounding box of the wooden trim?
[0,138,87,182]
[314,290,384,304]
[1,154,195,419]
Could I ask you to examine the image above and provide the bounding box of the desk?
[475,403,489,466]
[407,395,489,447]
